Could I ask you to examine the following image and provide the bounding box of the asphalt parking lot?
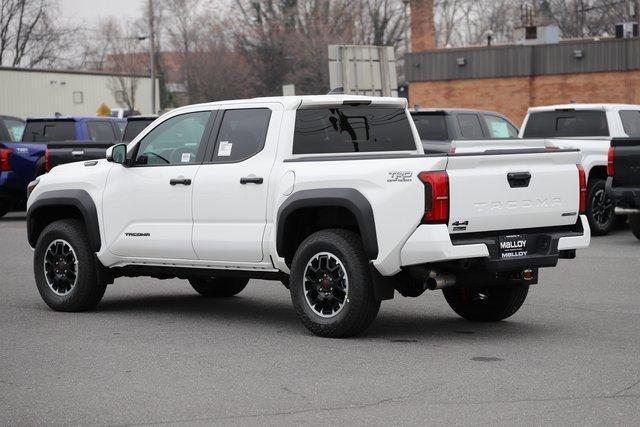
[1,212,639,425]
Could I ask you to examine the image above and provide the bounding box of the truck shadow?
[97,292,548,341]
[0,212,26,222]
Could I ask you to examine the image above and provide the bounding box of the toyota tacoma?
[26,95,590,337]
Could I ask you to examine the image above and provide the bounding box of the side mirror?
[106,143,128,165]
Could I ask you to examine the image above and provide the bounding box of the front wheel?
[289,229,380,338]
[34,219,107,311]
[188,277,248,297]
[587,179,615,236]
[629,214,640,240]
[443,284,529,322]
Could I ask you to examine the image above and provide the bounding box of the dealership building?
[407,1,640,125]
[0,67,159,119]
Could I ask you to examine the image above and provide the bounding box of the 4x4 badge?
[452,220,469,231]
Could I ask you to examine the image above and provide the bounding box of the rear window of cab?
[523,110,609,138]
[293,107,416,154]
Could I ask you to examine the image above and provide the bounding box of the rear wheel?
[443,284,529,322]
[586,179,615,236]
[188,277,248,297]
[629,214,640,240]
[289,229,380,338]
[34,219,107,311]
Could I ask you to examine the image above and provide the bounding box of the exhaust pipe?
[425,270,456,290]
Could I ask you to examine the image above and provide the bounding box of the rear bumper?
[400,215,590,270]
[606,177,640,210]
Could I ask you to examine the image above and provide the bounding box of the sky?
[56,0,146,26]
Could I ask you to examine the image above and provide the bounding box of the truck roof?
[25,116,125,122]
[528,104,640,113]
[409,107,509,116]
[172,95,407,112]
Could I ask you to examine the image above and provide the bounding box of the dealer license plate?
[498,234,529,259]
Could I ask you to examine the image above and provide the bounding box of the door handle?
[170,178,192,186]
[507,172,531,188]
[240,176,264,185]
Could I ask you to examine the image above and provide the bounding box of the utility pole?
[148,0,156,114]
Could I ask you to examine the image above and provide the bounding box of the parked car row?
[0,114,157,217]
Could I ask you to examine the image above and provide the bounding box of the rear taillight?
[607,147,615,177]
[418,171,449,223]
[0,148,12,172]
[44,149,51,172]
[577,164,587,214]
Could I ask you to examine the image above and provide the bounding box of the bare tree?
[0,0,71,67]
[98,18,148,111]
[354,0,408,47]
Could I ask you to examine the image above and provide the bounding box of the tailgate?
[612,138,640,189]
[47,141,113,169]
[446,150,581,234]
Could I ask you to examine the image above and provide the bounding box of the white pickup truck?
[520,104,640,235]
[26,95,590,337]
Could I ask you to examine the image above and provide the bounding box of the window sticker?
[181,152,191,162]
[218,141,233,157]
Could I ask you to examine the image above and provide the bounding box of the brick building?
[407,1,640,125]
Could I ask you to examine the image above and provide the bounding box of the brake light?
[44,149,51,172]
[0,148,12,172]
[607,147,615,177]
[577,164,587,214]
[418,171,449,223]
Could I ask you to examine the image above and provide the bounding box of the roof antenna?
[327,87,344,95]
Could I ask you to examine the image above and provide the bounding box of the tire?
[188,277,248,297]
[289,229,380,338]
[586,179,615,236]
[629,214,640,240]
[34,219,107,311]
[443,283,529,322]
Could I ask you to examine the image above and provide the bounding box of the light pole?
[148,0,156,114]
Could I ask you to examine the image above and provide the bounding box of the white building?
[0,67,159,119]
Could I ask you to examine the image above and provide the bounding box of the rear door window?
[88,121,116,141]
[293,107,416,154]
[457,114,484,139]
[483,115,519,138]
[22,121,76,142]
[523,110,609,138]
[211,109,272,162]
[411,114,448,141]
[619,110,640,137]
